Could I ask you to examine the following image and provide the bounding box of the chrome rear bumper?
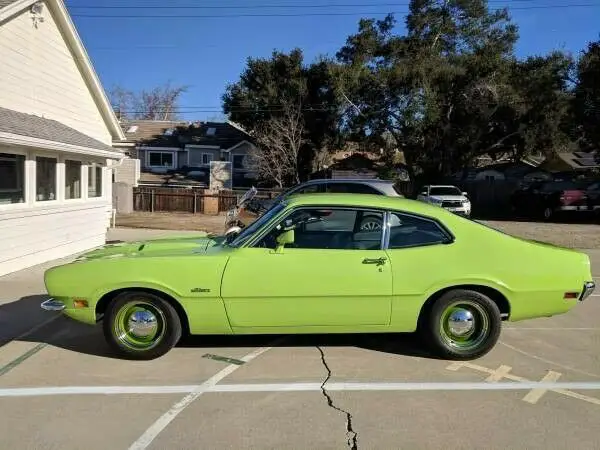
[580,281,595,301]
[41,298,65,311]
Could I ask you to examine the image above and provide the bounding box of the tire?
[359,215,383,231]
[422,289,502,360]
[103,290,182,360]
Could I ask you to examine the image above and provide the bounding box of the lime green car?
[41,194,595,360]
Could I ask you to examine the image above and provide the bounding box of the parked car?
[42,193,594,361]
[417,185,471,217]
[225,178,405,231]
[510,179,594,220]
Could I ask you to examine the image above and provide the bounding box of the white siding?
[0,202,109,276]
[0,3,111,144]
[0,145,112,277]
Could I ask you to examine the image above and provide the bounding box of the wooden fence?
[133,187,280,214]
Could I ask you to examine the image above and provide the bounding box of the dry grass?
[115,212,600,249]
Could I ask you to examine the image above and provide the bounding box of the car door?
[220,206,392,329]
[383,210,456,329]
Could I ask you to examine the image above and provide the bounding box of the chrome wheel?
[439,301,490,352]
[360,217,382,231]
[113,300,166,351]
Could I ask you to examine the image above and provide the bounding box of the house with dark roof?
[0,0,127,276]
[117,119,258,187]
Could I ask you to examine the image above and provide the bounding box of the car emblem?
[191,287,210,293]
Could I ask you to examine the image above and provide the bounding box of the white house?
[0,0,126,276]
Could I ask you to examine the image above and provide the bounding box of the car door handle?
[362,257,387,265]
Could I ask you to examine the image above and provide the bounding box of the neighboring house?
[0,0,126,276]
[449,160,551,183]
[539,151,600,173]
[119,120,258,187]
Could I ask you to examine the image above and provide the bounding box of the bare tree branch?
[247,101,307,188]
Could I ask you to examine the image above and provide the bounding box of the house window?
[88,163,103,198]
[148,152,174,168]
[232,154,245,169]
[65,159,82,199]
[202,153,213,165]
[36,156,57,201]
[0,153,25,205]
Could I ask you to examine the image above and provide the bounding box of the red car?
[510,180,595,220]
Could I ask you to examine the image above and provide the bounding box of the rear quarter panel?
[386,211,592,330]
[44,248,234,333]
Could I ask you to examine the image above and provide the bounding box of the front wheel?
[422,289,502,360]
[103,291,182,360]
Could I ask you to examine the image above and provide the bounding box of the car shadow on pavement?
[0,294,54,346]
[8,295,440,360]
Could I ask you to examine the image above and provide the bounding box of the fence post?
[151,190,155,213]
[193,192,197,214]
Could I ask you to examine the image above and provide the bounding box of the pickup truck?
[417,185,471,217]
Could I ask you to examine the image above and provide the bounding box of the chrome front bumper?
[580,281,596,301]
[41,298,65,311]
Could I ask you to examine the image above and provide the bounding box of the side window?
[387,212,451,249]
[254,207,384,250]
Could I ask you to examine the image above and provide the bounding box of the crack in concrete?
[316,346,358,450]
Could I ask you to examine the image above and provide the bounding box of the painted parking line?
[2,381,600,398]
[447,361,600,406]
[503,327,599,331]
[128,338,285,450]
[522,370,562,404]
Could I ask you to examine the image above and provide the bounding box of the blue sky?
[67,1,600,121]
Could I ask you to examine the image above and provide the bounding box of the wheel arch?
[417,284,511,329]
[96,287,190,335]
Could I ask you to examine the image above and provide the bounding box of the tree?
[246,101,307,188]
[109,81,188,121]
[334,1,573,180]
[573,40,600,151]
[222,49,344,181]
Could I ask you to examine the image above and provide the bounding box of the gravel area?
[115,212,600,249]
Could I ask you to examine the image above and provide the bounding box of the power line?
[66,0,553,9]
[69,4,600,18]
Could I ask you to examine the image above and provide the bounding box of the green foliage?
[221,49,344,179]
[221,1,597,184]
[573,40,600,152]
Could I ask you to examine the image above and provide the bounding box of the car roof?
[284,193,449,216]
[303,178,394,185]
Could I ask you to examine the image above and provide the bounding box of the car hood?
[430,195,468,201]
[75,233,226,261]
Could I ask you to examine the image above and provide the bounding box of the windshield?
[429,186,462,196]
[228,202,286,247]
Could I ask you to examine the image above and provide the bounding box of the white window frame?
[86,161,104,200]
[64,158,84,202]
[201,153,213,165]
[0,147,29,210]
[146,150,177,169]
[33,150,60,206]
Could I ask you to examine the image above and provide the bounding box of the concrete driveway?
[1,228,599,450]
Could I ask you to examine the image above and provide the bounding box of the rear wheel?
[422,289,501,360]
[103,291,182,360]
[359,215,383,231]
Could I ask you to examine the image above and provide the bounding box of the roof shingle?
[0,107,115,152]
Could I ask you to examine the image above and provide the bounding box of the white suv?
[417,185,471,217]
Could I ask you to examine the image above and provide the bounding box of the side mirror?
[275,229,294,253]
[420,190,427,195]
[462,192,468,197]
